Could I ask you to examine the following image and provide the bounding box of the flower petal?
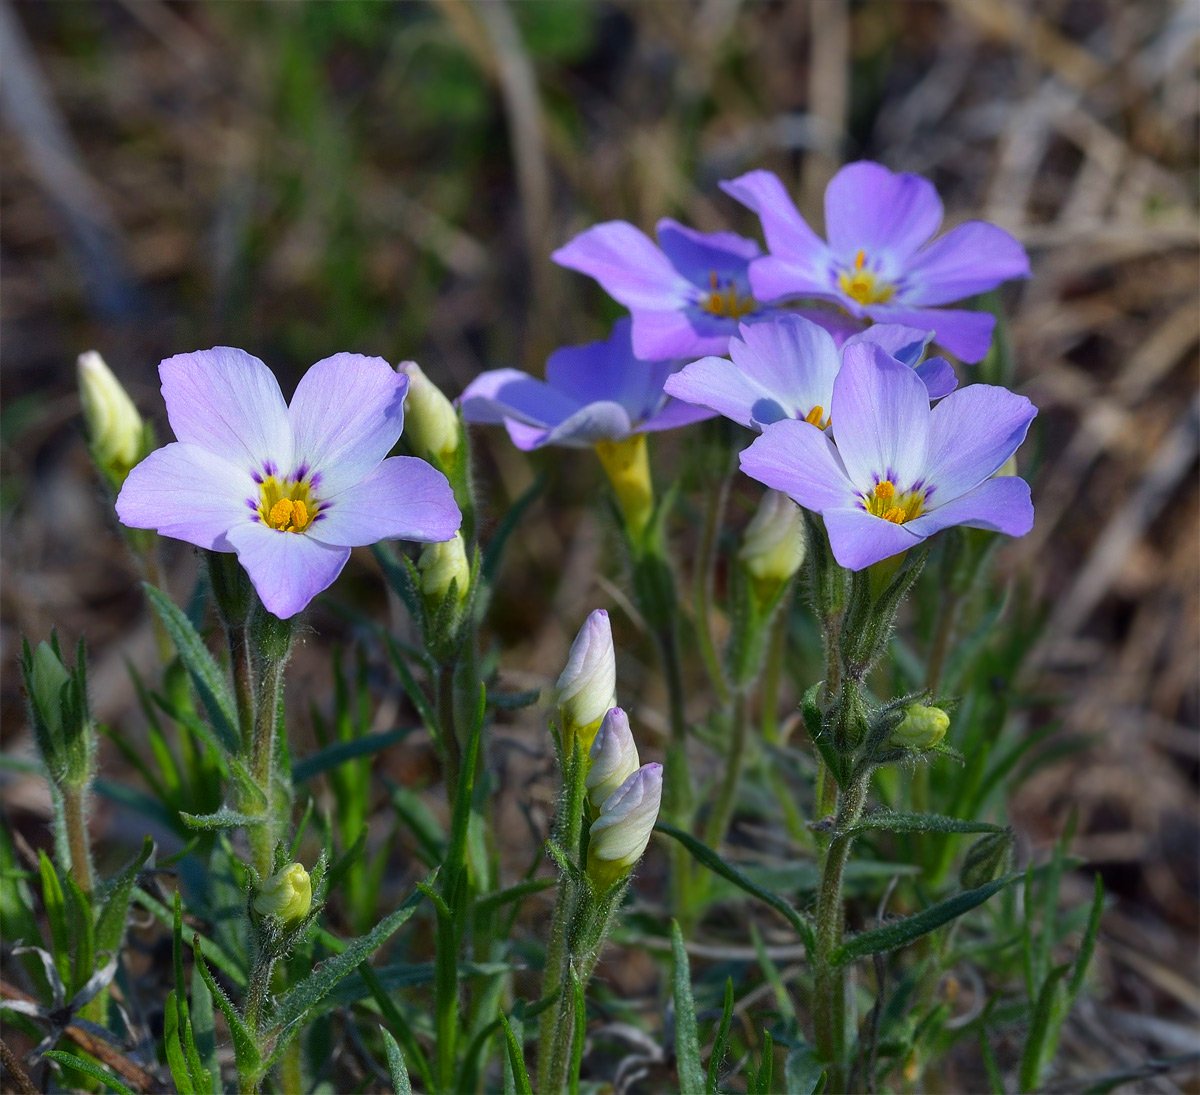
[905,221,1030,306]
[824,162,942,260]
[546,319,670,423]
[922,384,1037,502]
[664,355,770,430]
[913,356,959,399]
[116,442,250,549]
[865,304,995,363]
[655,218,759,284]
[552,222,694,309]
[225,521,351,620]
[906,475,1033,540]
[720,171,831,295]
[739,419,856,512]
[289,354,408,495]
[159,348,291,472]
[459,368,580,429]
[823,506,923,570]
[844,324,933,367]
[630,307,737,359]
[830,343,930,490]
[638,397,717,433]
[313,456,461,547]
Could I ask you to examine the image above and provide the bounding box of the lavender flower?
[739,343,1035,570]
[552,219,770,359]
[117,348,461,619]
[721,162,1030,362]
[458,319,712,450]
[664,314,957,433]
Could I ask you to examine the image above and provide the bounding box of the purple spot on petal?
[245,499,258,510]
[313,512,327,522]
[309,471,322,489]
[250,515,260,523]
[264,461,277,477]
[252,470,263,484]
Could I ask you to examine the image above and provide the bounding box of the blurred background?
[2,0,1197,1085]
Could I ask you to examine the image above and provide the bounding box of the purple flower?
[721,162,1030,363]
[739,343,1035,570]
[117,348,462,619]
[664,314,958,433]
[551,219,769,359]
[457,319,713,450]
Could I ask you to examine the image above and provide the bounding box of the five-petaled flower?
[665,313,958,433]
[739,343,1036,570]
[117,348,462,619]
[721,162,1030,362]
[552,219,771,360]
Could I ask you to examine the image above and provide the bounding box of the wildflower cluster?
[8,157,1102,1095]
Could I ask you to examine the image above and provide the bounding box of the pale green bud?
[555,610,616,754]
[399,361,460,467]
[586,762,662,890]
[959,829,1014,890]
[29,641,71,742]
[586,707,639,809]
[889,704,950,751]
[77,351,143,483]
[418,533,470,604]
[22,637,94,787]
[253,862,312,923]
[738,490,806,588]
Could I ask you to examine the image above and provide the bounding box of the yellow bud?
[418,533,470,604]
[890,704,949,751]
[594,435,653,538]
[253,863,312,923]
[77,351,143,483]
[399,361,460,467]
[739,491,806,590]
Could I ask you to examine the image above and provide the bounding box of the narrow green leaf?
[269,880,428,1039]
[482,474,545,580]
[38,852,71,988]
[476,876,555,916]
[144,584,239,753]
[750,924,795,1022]
[831,873,1020,967]
[190,958,218,1095]
[1018,964,1069,1092]
[979,1029,1004,1095]
[43,1050,136,1095]
[655,823,814,951]
[706,978,734,1095]
[750,1031,774,1095]
[360,963,434,1092]
[179,807,265,831]
[784,1042,826,1095]
[292,726,417,784]
[501,1014,534,1095]
[845,810,1006,837]
[671,919,706,1095]
[380,1026,413,1095]
[381,632,438,735]
[95,837,154,958]
[164,990,198,1095]
[63,876,96,998]
[1068,874,1105,1003]
[192,939,260,1076]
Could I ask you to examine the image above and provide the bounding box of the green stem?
[60,782,94,897]
[242,947,275,1095]
[230,624,255,753]
[813,769,870,1089]
[760,606,788,746]
[704,689,749,850]
[694,461,732,707]
[438,662,462,803]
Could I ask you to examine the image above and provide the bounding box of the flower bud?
[253,862,312,923]
[889,704,950,751]
[738,491,806,591]
[586,707,640,809]
[594,435,653,538]
[77,350,144,485]
[586,763,662,890]
[21,637,94,787]
[399,361,460,467]
[555,610,616,754]
[418,532,470,605]
[959,829,1014,890]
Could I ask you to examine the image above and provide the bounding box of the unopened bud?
[959,829,1014,889]
[22,638,94,787]
[253,862,312,923]
[586,707,640,809]
[77,351,144,484]
[556,610,616,754]
[739,491,806,590]
[586,763,662,890]
[418,532,470,604]
[889,704,949,751]
[399,361,460,467]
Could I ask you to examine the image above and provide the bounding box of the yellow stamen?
[258,475,316,533]
[804,404,826,428]
[699,271,757,319]
[854,249,866,270]
[863,479,924,524]
[837,250,896,306]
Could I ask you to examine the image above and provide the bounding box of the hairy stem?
[704,688,749,850]
[61,782,94,896]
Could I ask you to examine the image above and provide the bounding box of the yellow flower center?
[837,249,896,306]
[699,271,757,319]
[864,479,925,524]
[258,476,316,533]
[803,404,828,429]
